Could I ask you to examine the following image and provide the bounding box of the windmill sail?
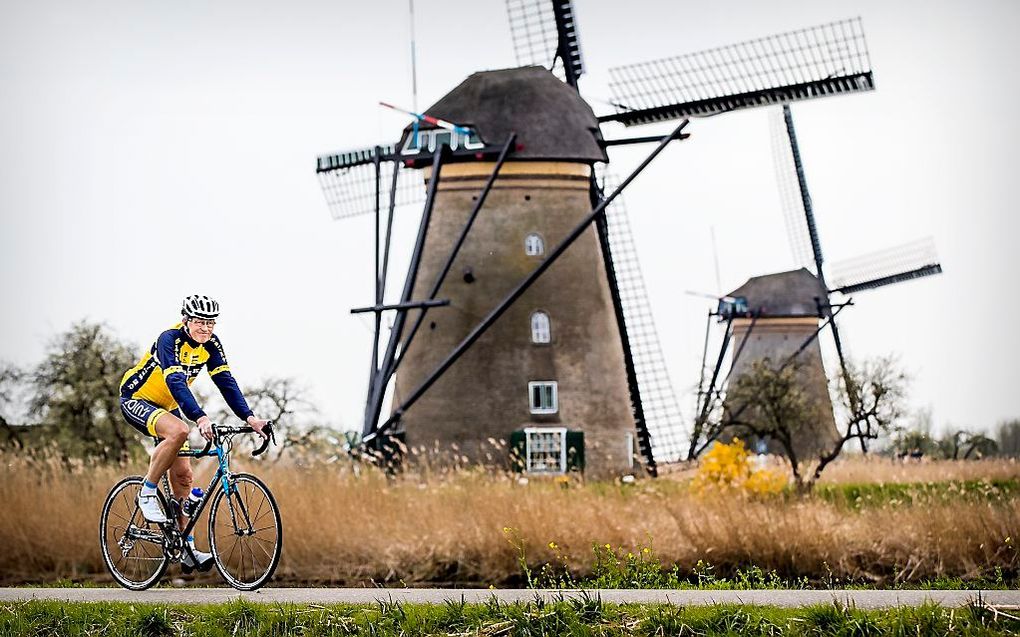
[316,146,426,220]
[830,238,943,294]
[599,170,688,463]
[604,18,873,126]
[770,107,817,272]
[506,0,584,86]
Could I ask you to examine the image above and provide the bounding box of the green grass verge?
[813,479,1020,508]
[513,538,1016,592]
[3,598,1019,637]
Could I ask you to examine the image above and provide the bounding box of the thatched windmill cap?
[400,66,608,163]
[727,268,828,317]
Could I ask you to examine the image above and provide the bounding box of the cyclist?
[119,294,269,572]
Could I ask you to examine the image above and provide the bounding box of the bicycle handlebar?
[195,421,277,457]
[252,422,275,457]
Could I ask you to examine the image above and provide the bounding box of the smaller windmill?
[661,22,945,458]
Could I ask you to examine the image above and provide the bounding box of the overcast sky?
[1,0,1017,438]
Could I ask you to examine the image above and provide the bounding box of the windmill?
[313,4,927,474]
[631,22,946,458]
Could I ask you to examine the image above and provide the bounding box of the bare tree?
[810,357,907,485]
[206,376,344,463]
[722,356,907,492]
[890,420,999,460]
[936,430,998,460]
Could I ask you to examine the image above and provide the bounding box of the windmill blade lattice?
[599,169,688,463]
[316,146,426,220]
[770,106,816,271]
[830,238,942,294]
[605,18,873,126]
[506,0,584,84]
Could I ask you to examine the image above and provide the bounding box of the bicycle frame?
[163,437,256,544]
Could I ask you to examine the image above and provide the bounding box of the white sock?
[141,480,158,497]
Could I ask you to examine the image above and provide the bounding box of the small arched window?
[524,233,545,256]
[531,311,551,344]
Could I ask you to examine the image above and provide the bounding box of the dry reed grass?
[0,453,1017,586]
[816,455,1020,484]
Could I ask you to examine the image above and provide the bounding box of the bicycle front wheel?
[208,472,282,590]
[99,476,169,590]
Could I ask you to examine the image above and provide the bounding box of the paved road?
[2,588,1018,609]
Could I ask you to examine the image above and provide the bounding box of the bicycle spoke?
[251,533,276,547]
[225,534,241,568]
[216,531,239,543]
[251,505,273,526]
[242,541,257,577]
[248,539,266,575]
[250,536,273,562]
[239,538,248,582]
[251,491,266,526]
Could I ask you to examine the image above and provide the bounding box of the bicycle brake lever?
[199,423,219,455]
[252,422,274,457]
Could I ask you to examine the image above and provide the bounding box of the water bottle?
[182,487,203,518]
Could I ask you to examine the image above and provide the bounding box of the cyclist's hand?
[197,416,215,441]
[247,415,270,439]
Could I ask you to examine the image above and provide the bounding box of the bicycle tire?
[208,472,282,591]
[99,475,170,591]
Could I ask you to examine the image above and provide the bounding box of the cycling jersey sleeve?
[206,335,255,421]
[155,330,206,421]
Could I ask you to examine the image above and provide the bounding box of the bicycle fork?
[223,478,256,537]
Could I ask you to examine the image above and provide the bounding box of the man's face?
[185,317,215,343]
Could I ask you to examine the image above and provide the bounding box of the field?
[0,453,1017,587]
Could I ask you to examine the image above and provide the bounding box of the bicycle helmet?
[181,294,220,320]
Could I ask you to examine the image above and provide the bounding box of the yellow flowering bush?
[691,438,787,496]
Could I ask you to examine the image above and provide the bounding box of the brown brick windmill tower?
[316,1,692,477]
[387,67,641,475]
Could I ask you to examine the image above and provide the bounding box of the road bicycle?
[99,422,282,591]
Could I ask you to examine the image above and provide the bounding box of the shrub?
[691,438,787,496]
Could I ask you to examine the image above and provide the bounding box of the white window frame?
[524,233,545,256]
[528,381,558,415]
[530,311,551,344]
[524,426,567,474]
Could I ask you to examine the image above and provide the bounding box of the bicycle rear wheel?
[208,473,282,591]
[99,476,169,590]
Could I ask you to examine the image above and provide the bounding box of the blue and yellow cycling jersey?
[120,323,253,423]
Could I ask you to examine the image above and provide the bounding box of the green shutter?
[509,429,527,472]
[565,430,585,472]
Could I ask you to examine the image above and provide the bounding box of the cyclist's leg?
[145,411,189,487]
[167,455,193,530]
[121,397,183,523]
